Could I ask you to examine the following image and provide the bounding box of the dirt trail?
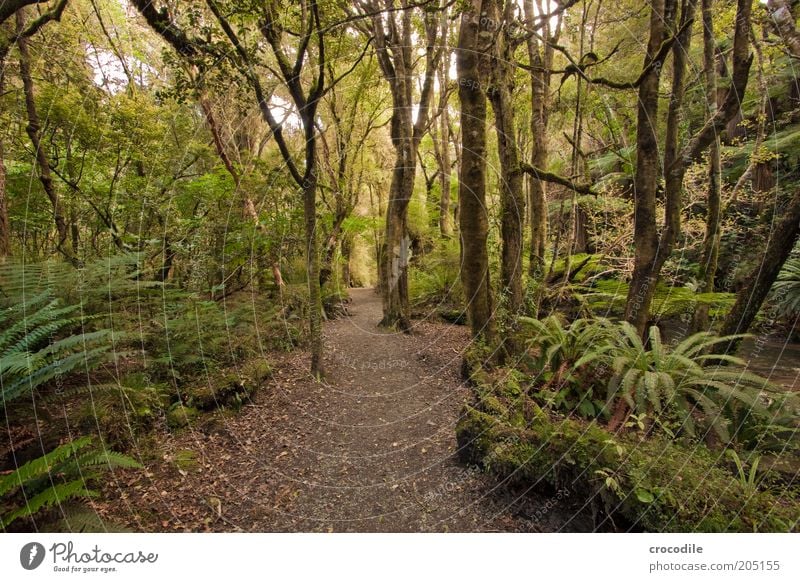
[102,288,590,532]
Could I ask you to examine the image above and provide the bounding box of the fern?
[0,291,116,406]
[518,315,615,417]
[605,323,788,443]
[771,255,800,317]
[0,437,140,529]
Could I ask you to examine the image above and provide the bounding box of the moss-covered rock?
[166,404,200,429]
[183,358,272,411]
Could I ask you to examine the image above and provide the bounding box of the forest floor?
[96,288,594,532]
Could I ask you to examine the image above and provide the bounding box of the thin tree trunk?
[489,0,524,318]
[625,0,751,334]
[437,68,452,237]
[370,1,442,330]
[694,0,722,331]
[457,0,494,342]
[0,54,9,258]
[623,0,674,334]
[524,0,551,281]
[303,166,324,377]
[17,11,78,265]
[436,9,452,239]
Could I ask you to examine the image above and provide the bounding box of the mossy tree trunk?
[489,0,525,321]
[17,10,79,266]
[0,54,9,258]
[625,0,752,335]
[720,190,800,351]
[366,1,442,330]
[523,0,557,288]
[694,0,722,332]
[457,0,495,343]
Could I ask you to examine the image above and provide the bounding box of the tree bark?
[720,190,800,348]
[367,1,442,330]
[17,10,78,265]
[457,0,494,341]
[524,0,554,281]
[0,53,9,258]
[489,0,524,318]
[436,32,453,239]
[624,0,674,333]
[694,0,722,332]
[624,0,751,334]
[767,0,800,57]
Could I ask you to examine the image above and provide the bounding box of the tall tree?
[133,0,329,377]
[489,0,525,319]
[354,0,444,330]
[693,0,722,331]
[457,0,495,341]
[17,7,79,265]
[624,0,752,334]
[0,0,68,259]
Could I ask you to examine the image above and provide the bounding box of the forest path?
[103,288,589,532]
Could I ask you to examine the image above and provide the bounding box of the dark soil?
[96,288,593,532]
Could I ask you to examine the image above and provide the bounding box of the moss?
[184,358,271,411]
[173,449,200,472]
[166,404,200,429]
[458,363,800,532]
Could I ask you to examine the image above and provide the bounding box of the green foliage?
[515,310,792,446]
[771,255,800,318]
[409,239,463,317]
[518,315,615,417]
[457,370,799,532]
[604,324,784,443]
[576,279,736,319]
[0,437,140,529]
[727,450,765,496]
[0,290,116,405]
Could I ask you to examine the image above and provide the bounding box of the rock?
[167,404,200,429]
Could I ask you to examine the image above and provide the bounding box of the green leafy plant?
[771,256,800,318]
[1,291,115,405]
[518,315,615,417]
[605,324,783,443]
[726,450,764,495]
[0,436,140,529]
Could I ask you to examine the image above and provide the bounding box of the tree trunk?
[489,2,524,318]
[0,55,8,258]
[437,11,452,239]
[524,0,551,281]
[624,0,673,334]
[381,130,414,330]
[303,168,324,378]
[625,0,751,334]
[720,190,800,350]
[369,2,441,330]
[694,0,722,331]
[457,0,494,341]
[767,0,800,57]
[0,134,8,258]
[17,11,77,265]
